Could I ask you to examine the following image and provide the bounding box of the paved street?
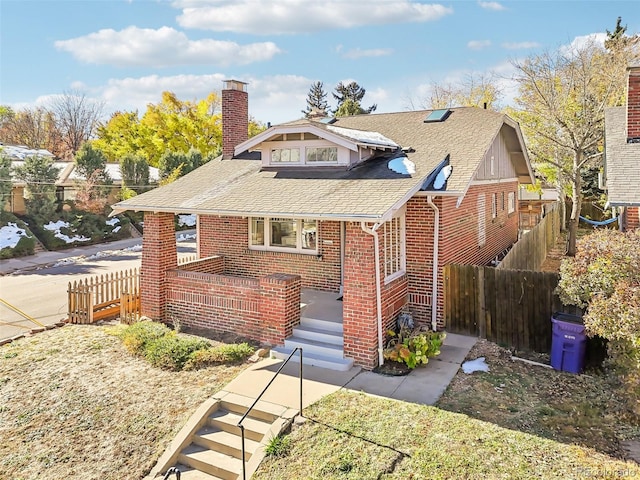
[0,233,196,341]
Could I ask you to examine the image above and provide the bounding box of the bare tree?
[412,72,503,111]
[50,91,104,159]
[0,107,62,155]
[510,39,630,255]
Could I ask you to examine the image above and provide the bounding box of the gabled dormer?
[234,120,399,170]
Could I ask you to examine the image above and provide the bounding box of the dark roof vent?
[424,109,451,123]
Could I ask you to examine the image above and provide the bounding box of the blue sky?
[1,0,638,125]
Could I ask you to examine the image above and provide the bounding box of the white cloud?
[175,0,453,35]
[478,1,505,11]
[342,48,394,59]
[502,41,541,50]
[55,26,281,67]
[560,32,607,55]
[467,40,492,50]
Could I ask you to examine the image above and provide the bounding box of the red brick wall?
[141,212,177,320]
[405,183,519,329]
[165,269,300,345]
[628,67,640,141]
[222,85,248,159]
[198,216,342,291]
[177,256,224,274]
[626,206,640,230]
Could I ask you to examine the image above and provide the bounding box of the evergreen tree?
[333,81,377,116]
[12,155,60,219]
[302,81,329,118]
[0,152,12,210]
[119,154,150,199]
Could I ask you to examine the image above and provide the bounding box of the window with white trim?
[271,148,300,163]
[249,217,317,254]
[382,214,406,282]
[491,193,497,219]
[508,192,516,214]
[477,194,486,247]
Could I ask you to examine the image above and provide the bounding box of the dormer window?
[272,148,300,163]
[306,146,337,163]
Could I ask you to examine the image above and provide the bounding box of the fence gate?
[443,264,566,353]
[67,268,140,324]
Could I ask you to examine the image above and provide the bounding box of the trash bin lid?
[552,312,583,324]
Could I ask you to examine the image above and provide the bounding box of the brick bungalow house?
[112,80,534,370]
[604,63,640,231]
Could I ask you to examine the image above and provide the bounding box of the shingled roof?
[112,107,531,222]
[604,106,640,206]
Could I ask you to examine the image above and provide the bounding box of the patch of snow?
[387,157,415,175]
[462,357,489,374]
[326,125,398,147]
[178,214,196,227]
[44,220,70,231]
[0,222,31,249]
[433,165,453,190]
[112,225,121,233]
[105,218,120,226]
[44,220,90,244]
[177,233,196,242]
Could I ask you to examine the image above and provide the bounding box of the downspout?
[427,196,439,331]
[360,221,384,366]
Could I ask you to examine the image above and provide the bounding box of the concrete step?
[178,445,242,480]
[300,316,343,334]
[271,346,354,371]
[292,323,343,346]
[208,409,271,443]
[193,426,260,461]
[284,335,344,358]
[218,391,288,422]
[168,465,225,479]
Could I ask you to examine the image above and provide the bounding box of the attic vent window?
[424,109,451,123]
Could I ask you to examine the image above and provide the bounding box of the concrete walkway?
[224,333,477,409]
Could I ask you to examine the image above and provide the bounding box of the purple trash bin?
[550,312,587,374]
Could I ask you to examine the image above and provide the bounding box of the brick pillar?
[222,80,249,159]
[259,273,301,346]
[342,222,379,370]
[626,206,640,231]
[141,212,177,321]
[628,65,640,142]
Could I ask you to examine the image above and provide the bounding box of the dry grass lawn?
[0,323,248,480]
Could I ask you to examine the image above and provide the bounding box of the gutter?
[426,196,439,331]
[360,221,385,366]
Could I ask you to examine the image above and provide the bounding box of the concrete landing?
[226,332,477,408]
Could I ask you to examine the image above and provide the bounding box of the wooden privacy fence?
[444,264,567,353]
[68,268,140,324]
[498,202,561,270]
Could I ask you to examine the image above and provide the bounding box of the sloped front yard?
[0,324,247,479]
[253,341,640,479]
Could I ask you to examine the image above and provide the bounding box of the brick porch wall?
[198,216,341,291]
[165,268,300,346]
[141,212,177,320]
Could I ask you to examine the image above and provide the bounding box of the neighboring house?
[603,63,640,231]
[2,145,159,214]
[112,80,534,370]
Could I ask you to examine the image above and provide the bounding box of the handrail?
[237,347,303,480]
[162,466,181,479]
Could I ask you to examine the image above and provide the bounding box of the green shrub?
[144,335,211,371]
[184,342,255,370]
[116,320,172,355]
[0,212,36,259]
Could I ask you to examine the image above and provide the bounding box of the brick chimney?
[627,64,640,143]
[222,80,249,159]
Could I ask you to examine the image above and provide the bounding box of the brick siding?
[628,67,640,141]
[626,206,640,230]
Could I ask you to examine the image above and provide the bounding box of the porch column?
[259,273,301,345]
[342,222,379,370]
[141,212,177,321]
